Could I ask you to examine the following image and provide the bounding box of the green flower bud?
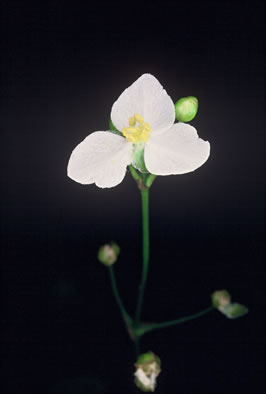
[175,96,198,122]
[134,351,161,392]
[97,242,120,266]
[211,290,231,311]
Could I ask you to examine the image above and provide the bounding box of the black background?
[1,0,264,393]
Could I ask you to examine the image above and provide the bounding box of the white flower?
[67,74,210,188]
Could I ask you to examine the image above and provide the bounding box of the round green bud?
[175,96,198,122]
[97,242,120,266]
[211,290,231,311]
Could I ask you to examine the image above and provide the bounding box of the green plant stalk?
[135,306,215,336]
[108,266,132,327]
[135,188,150,331]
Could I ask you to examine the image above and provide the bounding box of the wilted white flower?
[134,351,161,392]
[211,290,248,319]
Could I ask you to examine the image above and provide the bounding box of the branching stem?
[108,266,132,327]
[135,306,215,336]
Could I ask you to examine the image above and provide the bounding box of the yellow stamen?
[134,114,144,123]
[123,113,152,143]
[129,116,136,126]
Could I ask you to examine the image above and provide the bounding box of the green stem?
[134,337,140,358]
[135,188,150,330]
[135,306,215,336]
[108,266,132,327]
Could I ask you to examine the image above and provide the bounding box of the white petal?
[67,131,133,188]
[135,369,151,387]
[144,123,210,175]
[111,74,175,135]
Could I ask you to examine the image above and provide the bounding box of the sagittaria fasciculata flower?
[67,74,210,188]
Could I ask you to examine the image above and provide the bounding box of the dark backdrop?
[1,1,264,393]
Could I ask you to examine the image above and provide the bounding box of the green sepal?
[109,119,123,136]
[146,174,156,188]
[129,164,141,181]
[111,242,120,258]
[132,143,149,173]
[220,303,249,319]
[136,351,161,367]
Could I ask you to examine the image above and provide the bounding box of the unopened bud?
[134,351,161,392]
[211,290,231,311]
[175,96,198,122]
[97,242,120,266]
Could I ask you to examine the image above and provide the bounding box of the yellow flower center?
[122,114,151,143]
